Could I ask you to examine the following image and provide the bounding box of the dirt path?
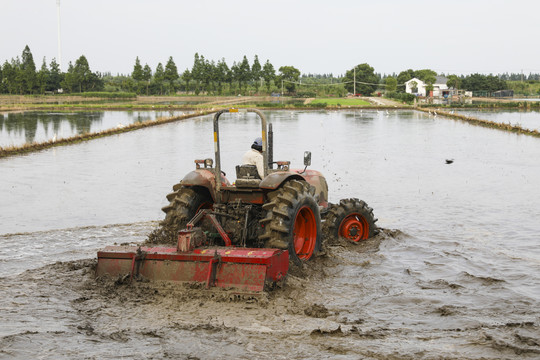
[364,96,403,107]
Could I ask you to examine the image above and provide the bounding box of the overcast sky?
[2,0,539,76]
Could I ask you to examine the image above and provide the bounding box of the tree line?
[2,45,537,97]
[0,45,104,94]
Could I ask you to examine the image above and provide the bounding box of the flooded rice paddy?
[1,110,539,359]
[0,110,192,147]
[454,109,540,131]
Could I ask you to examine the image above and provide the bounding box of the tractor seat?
[235,165,261,188]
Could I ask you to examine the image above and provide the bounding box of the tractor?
[97,109,378,291]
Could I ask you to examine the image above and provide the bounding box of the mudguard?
[180,169,231,201]
[260,169,328,207]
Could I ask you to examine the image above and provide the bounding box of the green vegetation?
[310,98,371,106]
[277,66,301,94]
[3,45,540,101]
[62,92,136,99]
[507,80,540,96]
[343,64,378,95]
[396,69,437,91]
[460,74,507,92]
[385,92,416,104]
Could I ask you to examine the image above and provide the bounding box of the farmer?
[242,137,264,178]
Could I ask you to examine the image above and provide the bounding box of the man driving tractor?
[241,137,264,179]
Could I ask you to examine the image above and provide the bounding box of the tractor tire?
[148,186,213,244]
[162,186,213,228]
[259,180,321,265]
[323,198,378,244]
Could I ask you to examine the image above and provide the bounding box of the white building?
[405,76,449,97]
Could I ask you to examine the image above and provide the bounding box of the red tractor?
[97,109,377,291]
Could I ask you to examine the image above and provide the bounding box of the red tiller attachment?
[96,209,288,291]
[96,244,289,292]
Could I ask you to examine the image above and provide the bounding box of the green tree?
[142,63,152,95]
[2,60,16,94]
[12,57,25,94]
[216,59,229,95]
[414,69,437,82]
[61,62,77,92]
[191,53,205,95]
[201,58,214,94]
[73,55,92,92]
[385,76,397,92]
[132,57,143,81]
[131,56,143,94]
[396,69,416,91]
[48,58,62,91]
[154,62,165,95]
[262,60,275,93]
[230,61,240,94]
[278,65,301,94]
[182,69,191,94]
[164,56,179,94]
[236,56,251,93]
[37,58,49,94]
[423,74,437,96]
[251,55,262,93]
[461,73,507,92]
[343,63,378,96]
[447,75,461,89]
[21,45,37,94]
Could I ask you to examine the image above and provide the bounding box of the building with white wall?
[405,76,450,97]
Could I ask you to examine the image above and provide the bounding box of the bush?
[307,102,327,108]
[385,91,416,103]
[63,92,136,99]
[295,90,317,98]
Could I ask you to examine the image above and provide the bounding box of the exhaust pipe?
[268,123,273,169]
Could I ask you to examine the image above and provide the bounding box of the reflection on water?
[455,108,540,131]
[0,110,190,146]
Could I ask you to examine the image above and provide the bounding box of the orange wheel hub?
[293,206,317,260]
[339,214,369,242]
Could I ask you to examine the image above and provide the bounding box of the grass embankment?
[421,101,540,109]
[0,110,216,159]
[310,98,371,106]
[417,108,540,138]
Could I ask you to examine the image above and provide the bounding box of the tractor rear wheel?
[260,180,321,265]
[323,198,378,244]
[148,186,213,244]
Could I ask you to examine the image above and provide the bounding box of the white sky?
[1,0,539,76]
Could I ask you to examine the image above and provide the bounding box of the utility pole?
[56,0,62,71]
[353,66,356,95]
[281,79,283,96]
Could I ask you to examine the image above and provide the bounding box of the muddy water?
[454,108,540,131]
[0,110,191,147]
[1,110,540,359]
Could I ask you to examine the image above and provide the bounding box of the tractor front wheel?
[323,198,378,244]
[260,180,321,265]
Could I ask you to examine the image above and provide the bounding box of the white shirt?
[242,149,264,178]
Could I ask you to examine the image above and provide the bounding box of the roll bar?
[213,108,268,195]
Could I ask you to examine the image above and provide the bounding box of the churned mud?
[2,228,539,359]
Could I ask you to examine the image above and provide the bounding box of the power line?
[283,80,406,87]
